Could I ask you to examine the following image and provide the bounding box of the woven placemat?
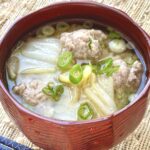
[0,0,150,149]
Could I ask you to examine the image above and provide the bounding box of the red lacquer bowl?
[0,2,150,150]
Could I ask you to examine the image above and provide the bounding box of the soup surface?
[6,20,146,121]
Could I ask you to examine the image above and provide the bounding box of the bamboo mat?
[0,0,150,150]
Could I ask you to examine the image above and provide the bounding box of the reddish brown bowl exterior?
[0,2,150,150]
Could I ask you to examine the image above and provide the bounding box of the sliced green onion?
[36,28,45,38]
[88,38,92,49]
[77,102,94,120]
[42,83,64,101]
[97,58,113,74]
[47,82,54,88]
[105,66,119,76]
[82,21,93,29]
[56,22,70,32]
[36,25,55,38]
[42,86,53,96]
[92,58,119,76]
[53,85,64,98]
[69,64,83,84]
[57,51,73,70]
[108,31,121,39]
[91,65,98,74]
[70,24,83,31]
[107,27,121,39]
[41,25,55,36]
[107,27,114,32]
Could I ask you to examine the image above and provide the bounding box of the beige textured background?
[0,0,150,150]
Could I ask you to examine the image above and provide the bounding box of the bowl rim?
[0,1,150,125]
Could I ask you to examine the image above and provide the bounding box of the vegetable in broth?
[6,20,145,121]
